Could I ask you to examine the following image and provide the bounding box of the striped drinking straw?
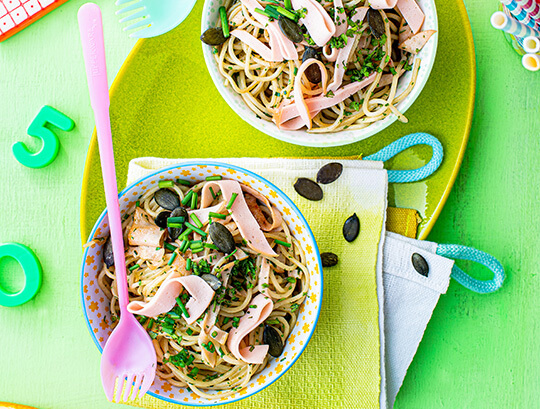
[501,0,540,30]
[522,53,540,71]
[523,35,540,52]
[515,0,540,19]
[491,11,540,37]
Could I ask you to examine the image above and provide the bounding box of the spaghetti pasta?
[98,178,309,399]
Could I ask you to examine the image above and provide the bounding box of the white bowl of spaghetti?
[201,0,438,147]
[81,161,322,405]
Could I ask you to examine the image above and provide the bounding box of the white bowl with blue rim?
[201,0,438,148]
[81,161,323,406]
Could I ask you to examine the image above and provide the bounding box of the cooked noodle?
[98,179,309,398]
[212,0,422,132]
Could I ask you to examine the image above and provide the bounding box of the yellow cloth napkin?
[125,157,390,409]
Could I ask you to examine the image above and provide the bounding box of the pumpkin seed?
[154,188,180,211]
[263,325,284,357]
[367,8,385,39]
[293,178,323,201]
[278,16,304,43]
[201,274,222,291]
[302,47,322,83]
[317,162,343,184]
[201,27,228,46]
[209,222,236,254]
[104,236,114,268]
[168,207,189,240]
[343,213,360,242]
[412,253,429,277]
[321,252,338,267]
[155,211,172,229]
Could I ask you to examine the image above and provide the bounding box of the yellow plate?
[80,0,475,241]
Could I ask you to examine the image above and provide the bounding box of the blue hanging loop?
[364,132,444,183]
[436,244,505,294]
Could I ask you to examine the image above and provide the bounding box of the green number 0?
[12,105,75,169]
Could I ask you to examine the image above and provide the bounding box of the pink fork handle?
[78,3,129,312]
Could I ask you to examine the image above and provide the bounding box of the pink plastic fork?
[78,3,156,402]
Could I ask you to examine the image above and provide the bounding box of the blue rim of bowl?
[200,0,438,148]
[80,160,323,407]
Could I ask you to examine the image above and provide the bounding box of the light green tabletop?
[0,0,538,408]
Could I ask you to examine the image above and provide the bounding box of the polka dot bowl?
[81,161,323,406]
[201,0,438,147]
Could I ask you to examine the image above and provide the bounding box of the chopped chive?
[176,178,191,186]
[176,296,190,318]
[186,354,195,365]
[135,200,140,207]
[165,242,177,251]
[264,5,281,19]
[191,245,204,253]
[181,190,194,205]
[162,326,174,335]
[138,316,148,325]
[219,6,230,38]
[226,193,238,209]
[211,330,218,338]
[209,212,226,219]
[129,264,140,271]
[186,328,194,335]
[254,8,272,18]
[222,317,230,325]
[218,347,225,357]
[167,216,185,224]
[184,222,207,237]
[273,5,298,21]
[293,67,298,75]
[190,240,203,249]
[159,180,174,188]
[189,367,199,377]
[186,258,192,271]
[232,317,240,328]
[209,186,217,199]
[167,222,183,229]
[168,252,177,266]
[147,319,155,329]
[286,277,296,283]
[275,239,292,248]
[178,228,193,241]
[266,319,280,325]
[204,243,219,250]
[191,213,203,228]
[149,331,158,339]
[180,239,190,253]
[206,175,223,181]
[284,0,292,10]
[191,191,198,209]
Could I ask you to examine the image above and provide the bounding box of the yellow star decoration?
[305,244,313,254]
[227,169,236,174]
[190,392,199,400]
[181,170,191,176]
[257,375,266,385]
[295,225,303,234]
[310,293,317,303]
[283,207,291,215]
[86,255,94,265]
[275,364,284,373]
[302,322,310,333]
[89,301,98,312]
[162,383,172,392]
[199,165,207,168]
[239,388,248,396]
[289,334,296,343]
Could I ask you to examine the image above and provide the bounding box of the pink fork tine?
[131,374,145,399]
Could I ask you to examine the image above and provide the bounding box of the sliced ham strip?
[397,0,425,34]
[128,208,166,248]
[369,0,398,8]
[188,203,225,225]
[127,246,165,263]
[227,294,274,364]
[292,0,336,47]
[328,34,359,92]
[398,29,436,54]
[275,73,377,129]
[241,184,283,232]
[230,29,277,61]
[293,58,329,129]
[200,181,277,257]
[333,0,348,36]
[323,44,339,62]
[127,273,215,324]
[399,19,413,44]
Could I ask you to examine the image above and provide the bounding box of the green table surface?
[0,0,538,408]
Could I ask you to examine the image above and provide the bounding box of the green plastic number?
[12,105,75,169]
[0,243,43,307]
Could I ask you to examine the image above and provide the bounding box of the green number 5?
[12,105,75,169]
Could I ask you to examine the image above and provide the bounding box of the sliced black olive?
[263,325,284,357]
[209,222,236,254]
[154,188,180,211]
[343,213,360,242]
[103,236,114,268]
[201,27,227,46]
[301,47,323,83]
[155,211,172,229]
[278,16,304,43]
[391,40,402,63]
[412,253,429,277]
[367,8,385,39]
[201,274,222,291]
[317,162,343,184]
[168,207,189,241]
[293,178,323,201]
